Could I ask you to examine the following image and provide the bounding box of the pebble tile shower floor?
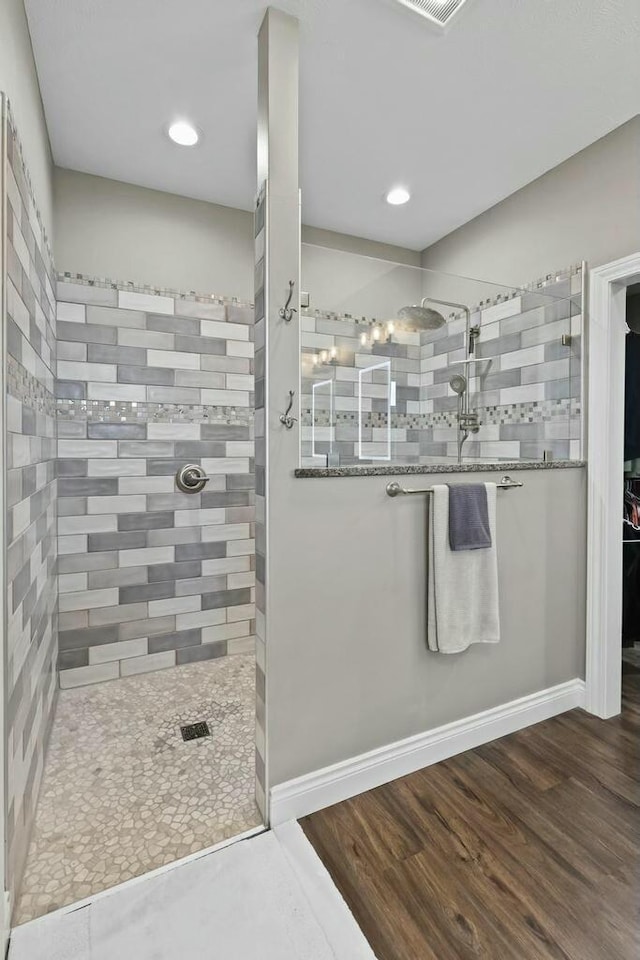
[15,654,260,924]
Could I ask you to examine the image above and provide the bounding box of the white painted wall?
[54,168,422,306]
[257,30,593,795]
[422,117,640,286]
[302,241,423,319]
[267,467,586,785]
[53,168,256,299]
[0,0,53,237]
[258,64,590,799]
[301,241,528,328]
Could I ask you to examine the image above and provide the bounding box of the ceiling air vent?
[393,0,471,29]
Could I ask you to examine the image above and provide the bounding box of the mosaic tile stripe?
[57,271,254,310]
[303,398,580,429]
[8,356,56,417]
[57,400,253,425]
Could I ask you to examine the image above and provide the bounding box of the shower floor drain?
[180,721,211,742]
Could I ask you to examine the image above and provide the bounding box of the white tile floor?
[16,654,261,924]
[9,824,377,960]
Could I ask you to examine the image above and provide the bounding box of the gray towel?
[428,484,500,653]
[447,483,491,551]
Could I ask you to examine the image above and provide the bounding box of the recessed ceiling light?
[167,121,199,146]
[386,187,411,206]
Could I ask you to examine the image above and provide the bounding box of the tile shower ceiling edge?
[394,0,471,28]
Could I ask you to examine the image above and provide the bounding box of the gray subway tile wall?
[4,108,58,900]
[56,277,256,687]
[301,270,583,466]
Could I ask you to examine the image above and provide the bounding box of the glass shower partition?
[300,243,582,468]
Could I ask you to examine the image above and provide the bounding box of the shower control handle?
[175,464,211,494]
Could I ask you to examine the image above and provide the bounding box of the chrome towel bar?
[386,475,524,498]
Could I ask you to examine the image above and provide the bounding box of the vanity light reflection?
[359,322,395,348]
[313,346,338,365]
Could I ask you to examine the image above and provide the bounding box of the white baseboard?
[270,678,585,825]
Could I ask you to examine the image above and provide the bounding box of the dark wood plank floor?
[301,670,640,960]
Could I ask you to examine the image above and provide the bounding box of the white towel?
[427,482,500,654]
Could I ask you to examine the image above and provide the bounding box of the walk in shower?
[2,92,584,928]
[2,103,261,924]
[300,244,584,468]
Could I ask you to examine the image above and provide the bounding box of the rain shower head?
[397,304,446,330]
[449,373,467,395]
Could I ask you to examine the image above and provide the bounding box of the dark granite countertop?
[294,460,586,478]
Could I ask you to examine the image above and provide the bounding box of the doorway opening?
[622,285,640,678]
[586,253,640,719]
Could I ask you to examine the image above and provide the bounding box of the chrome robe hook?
[279,390,297,429]
[279,280,297,322]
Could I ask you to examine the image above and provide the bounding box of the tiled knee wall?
[56,277,256,687]
[4,108,58,896]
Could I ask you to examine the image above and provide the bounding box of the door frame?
[586,252,640,718]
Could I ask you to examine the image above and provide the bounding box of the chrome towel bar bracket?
[386,475,524,498]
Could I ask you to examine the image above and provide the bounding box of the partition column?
[255,9,300,820]
[0,93,8,947]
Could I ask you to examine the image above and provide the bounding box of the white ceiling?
[24,0,640,251]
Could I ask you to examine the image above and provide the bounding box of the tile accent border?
[57,271,253,311]
[303,398,579,429]
[8,356,56,417]
[56,400,252,425]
